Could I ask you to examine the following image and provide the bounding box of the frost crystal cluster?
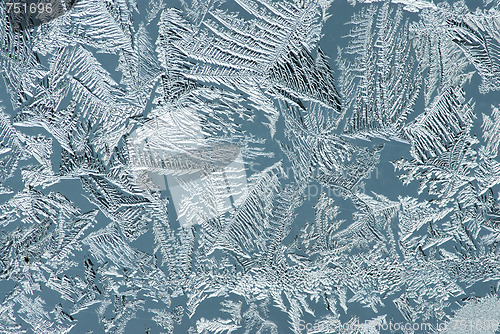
[0,0,500,333]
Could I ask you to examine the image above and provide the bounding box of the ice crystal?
[1,0,500,333]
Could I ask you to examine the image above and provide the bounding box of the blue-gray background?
[0,0,498,333]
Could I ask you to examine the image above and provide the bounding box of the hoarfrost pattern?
[0,0,500,333]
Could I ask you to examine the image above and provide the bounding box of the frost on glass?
[1,0,500,333]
